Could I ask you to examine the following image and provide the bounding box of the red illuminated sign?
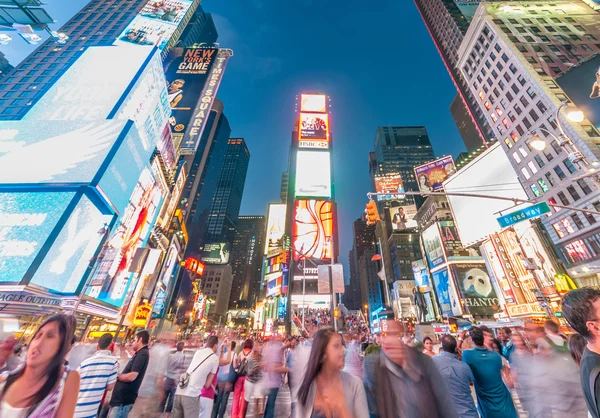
[185,257,205,275]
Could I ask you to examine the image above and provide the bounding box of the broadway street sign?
[496,202,551,228]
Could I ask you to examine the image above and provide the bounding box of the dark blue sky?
[206,0,467,270]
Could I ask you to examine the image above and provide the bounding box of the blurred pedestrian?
[297,328,368,418]
[364,317,457,418]
[231,339,253,418]
[173,336,219,418]
[498,327,515,363]
[108,330,150,418]
[200,337,232,418]
[0,336,17,374]
[538,320,568,354]
[262,338,287,418]
[422,337,435,357]
[243,344,263,417]
[75,333,119,418]
[432,335,478,418]
[212,340,237,418]
[6,344,23,373]
[462,326,517,418]
[160,341,187,418]
[0,313,80,417]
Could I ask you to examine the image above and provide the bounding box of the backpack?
[236,353,250,377]
[179,352,214,389]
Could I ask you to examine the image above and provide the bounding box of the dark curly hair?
[563,287,600,340]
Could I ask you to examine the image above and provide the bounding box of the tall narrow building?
[0,51,13,80]
[179,5,218,47]
[229,216,266,309]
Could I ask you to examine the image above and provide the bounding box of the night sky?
[2,0,469,276]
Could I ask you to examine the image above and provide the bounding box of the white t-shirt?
[176,348,218,397]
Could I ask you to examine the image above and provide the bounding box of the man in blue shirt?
[433,335,479,418]
[462,327,517,418]
[498,327,515,362]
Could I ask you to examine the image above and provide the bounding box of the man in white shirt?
[173,336,219,418]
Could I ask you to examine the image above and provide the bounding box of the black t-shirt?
[580,347,600,418]
[110,346,150,406]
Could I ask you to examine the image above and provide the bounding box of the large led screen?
[422,223,445,269]
[165,48,218,137]
[445,144,528,246]
[115,0,193,50]
[300,94,327,113]
[387,204,417,231]
[292,200,333,279]
[556,55,600,132]
[415,156,456,193]
[299,113,329,149]
[0,191,76,282]
[295,151,331,198]
[25,46,155,121]
[201,242,230,265]
[411,260,431,289]
[265,204,287,255]
[451,263,501,316]
[29,195,113,293]
[374,175,404,201]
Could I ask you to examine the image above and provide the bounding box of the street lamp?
[175,298,184,324]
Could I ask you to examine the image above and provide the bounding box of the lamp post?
[175,298,184,324]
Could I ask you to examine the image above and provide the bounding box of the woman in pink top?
[199,338,234,418]
[231,339,253,418]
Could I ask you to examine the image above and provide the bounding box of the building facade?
[179,5,218,47]
[202,264,233,320]
[456,1,600,286]
[0,51,13,80]
[229,216,266,309]
[451,93,487,152]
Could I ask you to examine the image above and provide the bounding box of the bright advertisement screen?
[0,191,76,282]
[444,144,528,246]
[266,272,283,297]
[300,94,327,113]
[374,175,405,201]
[411,260,431,289]
[0,120,127,185]
[165,48,219,137]
[29,195,113,293]
[299,113,329,149]
[115,0,193,50]
[439,220,481,261]
[24,46,155,121]
[201,242,230,265]
[431,268,462,317]
[422,223,445,269]
[387,205,417,231]
[292,200,333,279]
[295,151,331,198]
[265,203,287,255]
[414,155,456,192]
[451,263,501,316]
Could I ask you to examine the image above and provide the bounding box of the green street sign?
[496,202,551,228]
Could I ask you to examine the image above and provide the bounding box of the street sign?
[496,202,550,228]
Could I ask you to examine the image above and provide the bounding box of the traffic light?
[365,200,380,225]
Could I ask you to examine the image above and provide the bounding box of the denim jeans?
[107,404,134,418]
[160,377,178,413]
[212,383,233,418]
[264,387,279,418]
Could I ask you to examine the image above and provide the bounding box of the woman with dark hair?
[231,338,253,418]
[422,337,436,357]
[569,333,587,367]
[297,328,368,418]
[0,313,80,417]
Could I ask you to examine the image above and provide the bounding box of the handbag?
[179,352,215,389]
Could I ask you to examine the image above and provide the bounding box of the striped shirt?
[75,350,118,418]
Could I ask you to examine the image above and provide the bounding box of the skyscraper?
[179,5,218,47]
[372,126,436,192]
[0,0,202,120]
[350,217,377,311]
[0,51,13,80]
[205,138,251,245]
[450,94,486,152]
[415,0,496,145]
[229,216,266,309]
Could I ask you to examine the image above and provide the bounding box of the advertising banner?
[317,264,344,294]
[300,94,327,113]
[414,156,456,192]
[422,223,445,269]
[292,200,334,279]
[488,233,528,305]
[452,263,501,316]
[431,268,462,317]
[411,260,431,289]
[165,48,218,139]
[266,272,283,297]
[295,151,331,198]
[180,50,230,155]
[388,205,418,231]
[374,175,404,201]
[497,228,540,304]
[299,113,329,149]
[438,220,481,261]
[201,242,230,265]
[556,55,600,132]
[516,224,560,298]
[265,204,287,255]
[480,239,517,305]
[116,0,193,50]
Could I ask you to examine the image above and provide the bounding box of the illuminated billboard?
[451,263,501,316]
[444,144,528,246]
[25,46,156,121]
[300,94,327,113]
[0,191,77,282]
[431,268,462,317]
[116,0,193,50]
[266,272,283,297]
[387,205,417,231]
[292,200,333,279]
[422,223,445,269]
[438,220,481,261]
[164,48,218,139]
[265,204,287,255]
[180,50,230,155]
[295,151,331,198]
[415,156,456,192]
[556,55,600,132]
[201,242,230,265]
[411,260,431,289]
[374,175,404,201]
[299,113,329,149]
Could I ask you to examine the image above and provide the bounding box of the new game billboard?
[165,48,218,139]
[557,55,600,132]
[201,242,230,265]
[295,151,331,198]
[374,175,404,201]
[299,113,329,149]
[451,263,501,316]
[415,156,456,192]
[292,200,333,279]
[387,205,418,231]
[265,204,287,255]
